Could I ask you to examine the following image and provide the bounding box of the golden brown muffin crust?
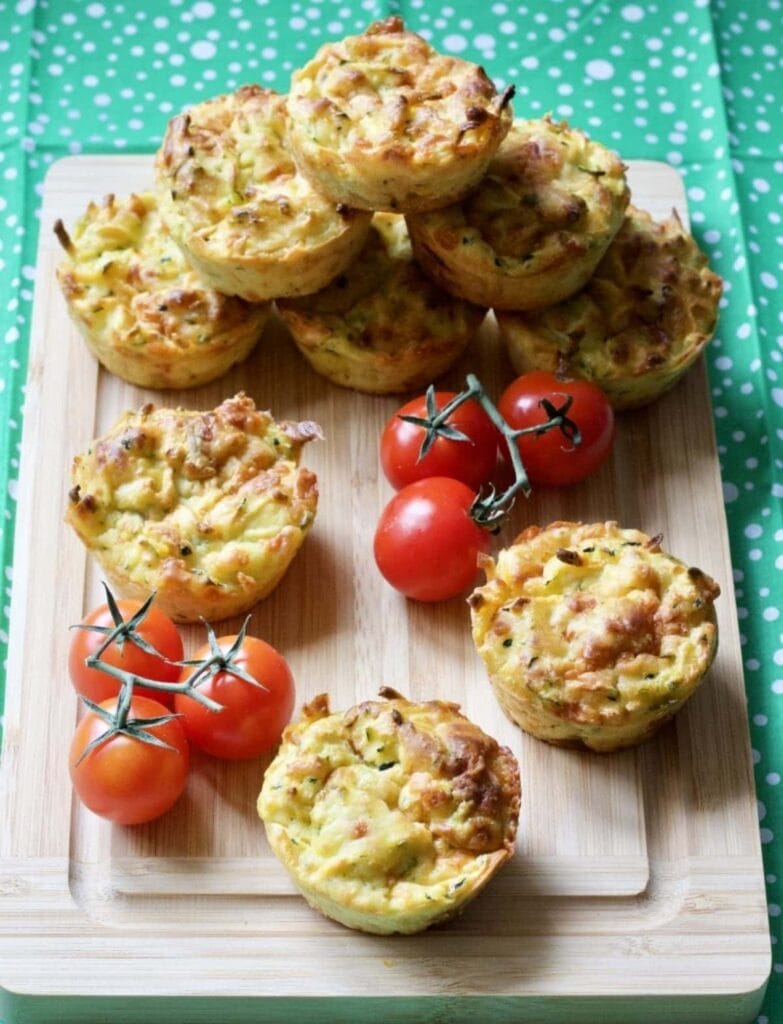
[54,192,269,389]
[287,17,513,212]
[258,691,520,934]
[66,393,320,622]
[498,205,723,408]
[406,116,629,310]
[276,213,485,393]
[470,521,720,752]
[295,17,509,159]
[155,86,371,300]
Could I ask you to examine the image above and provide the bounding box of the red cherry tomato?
[69,694,190,826]
[380,391,499,491]
[373,477,491,602]
[69,598,183,708]
[498,371,615,487]
[174,635,295,760]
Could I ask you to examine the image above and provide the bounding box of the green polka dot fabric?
[0,0,781,1017]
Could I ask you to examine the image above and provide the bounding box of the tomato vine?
[401,373,585,528]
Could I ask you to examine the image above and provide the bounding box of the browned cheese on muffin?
[66,393,320,622]
[287,16,514,213]
[276,212,486,393]
[258,690,520,934]
[154,86,372,301]
[497,205,723,409]
[469,521,720,753]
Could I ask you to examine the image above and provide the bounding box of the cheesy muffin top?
[287,17,514,213]
[276,212,485,393]
[155,86,371,301]
[66,393,320,622]
[258,690,520,934]
[54,192,269,389]
[406,116,630,310]
[469,522,720,752]
[497,205,724,409]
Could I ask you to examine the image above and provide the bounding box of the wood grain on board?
[0,156,771,1023]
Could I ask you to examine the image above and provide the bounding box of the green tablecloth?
[0,1,780,1018]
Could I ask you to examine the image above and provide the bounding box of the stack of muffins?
[55,16,721,406]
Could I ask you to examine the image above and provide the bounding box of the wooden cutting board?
[0,156,771,1024]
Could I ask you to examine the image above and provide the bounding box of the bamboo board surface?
[0,156,772,1023]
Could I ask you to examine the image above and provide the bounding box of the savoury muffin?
[496,205,723,409]
[469,521,720,753]
[287,17,514,214]
[406,116,629,311]
[154,86,372,302]
[66,393,320,622]
[276,213,485,394]
[54,193,270,389]
[258,690,520,935]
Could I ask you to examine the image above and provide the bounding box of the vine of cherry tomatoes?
[375,372,615,602]
[68,590,295,825]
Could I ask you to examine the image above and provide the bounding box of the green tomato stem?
[115,668,135,731]
[407,374,582,529]
[84,654,225,712]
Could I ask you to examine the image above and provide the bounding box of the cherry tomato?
[373,477,491,602]
[69,694,190,826]
[69,598,184,709]
[174,635,295,760]
[498,371,615,487]
[380,391,499,492]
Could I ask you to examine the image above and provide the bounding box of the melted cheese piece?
[470,521,720,752]
[66,394,320,622]
[258,694,520,934]
[55,192,269,389]
[497,205,724,409]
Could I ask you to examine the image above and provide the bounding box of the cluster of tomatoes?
[374,371,615,602]
[68,595,294,825]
